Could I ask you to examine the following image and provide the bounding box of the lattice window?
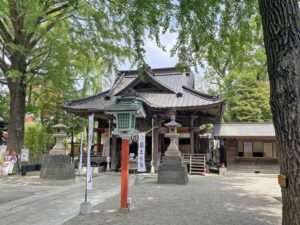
[117,113,130,129]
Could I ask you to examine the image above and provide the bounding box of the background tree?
[224,74,271,122]
[0,0,172,153]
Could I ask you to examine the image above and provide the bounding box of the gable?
[132,80,167,93]
[115,70,176,95]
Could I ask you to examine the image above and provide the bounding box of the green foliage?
[224,75,271,122]
[0,90,9,122]
[24,122,54,156]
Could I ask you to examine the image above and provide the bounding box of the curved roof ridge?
[66,89,110,105]
[182,85,219,101]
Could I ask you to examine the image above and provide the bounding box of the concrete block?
[219,167,227,176]
[40,155,75,180]
[157,156,189,185]
[80,202,92,215]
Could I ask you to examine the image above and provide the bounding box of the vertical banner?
[138,132,146,172]
[87,114,94,191]
[78,131,85,171]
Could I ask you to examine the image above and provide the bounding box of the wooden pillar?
[97,120,101,155]
[157,118,162,167]
[97,131,101,155]
[120,138,129,210]
[111,135,117,170]
[190,115,195,154]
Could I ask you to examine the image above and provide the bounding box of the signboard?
[278,174,288,188]
[102,132,110,157]
[0,149,17,176]
[21,149,29,162]
[87,114,94,191]
[137,132,146,172]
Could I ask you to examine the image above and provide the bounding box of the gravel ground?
[64,174,282,225]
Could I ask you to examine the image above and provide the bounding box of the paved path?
[65,174,282,225]
[0,173,130,225]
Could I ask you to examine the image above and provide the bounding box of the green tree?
[0,0,171,153]
[224,74,271,122]
[24,122,53,156]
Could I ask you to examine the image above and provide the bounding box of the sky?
[119,31,179,70]
[117,31,209,92]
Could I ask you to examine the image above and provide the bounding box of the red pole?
[120,138,129,209]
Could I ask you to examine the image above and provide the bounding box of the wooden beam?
[111,134,117,170]
[190,115,195,154]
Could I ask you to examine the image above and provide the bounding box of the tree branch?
[0,78,8,85]
[45,3,70,16]
[0,18,13,43]
[0,55,9,72]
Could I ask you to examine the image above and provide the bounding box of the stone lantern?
[157,115,189,185]
[104,97,145,211]
[40,119,75,180]
[164,115,182,157]
[50,119,67,155]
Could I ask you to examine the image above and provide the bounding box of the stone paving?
[65,173,282,225]
[0,172,133,225]
[0,172,282,225]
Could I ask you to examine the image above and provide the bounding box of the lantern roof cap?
[164,115,182,128]
[103,97,144,113]
[52,119,67,129]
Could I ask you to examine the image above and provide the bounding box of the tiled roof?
[213,123,275,137]
[64,67,224,114]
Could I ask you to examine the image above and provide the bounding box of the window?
[253,142,263,157]
[243,142,252,157]
[117,113,130,129]
[179,138,190,145]
[237,141,277,158]
[263,143,273,157]
[238,142,244,156]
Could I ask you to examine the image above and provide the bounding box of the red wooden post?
[120,138,129,209]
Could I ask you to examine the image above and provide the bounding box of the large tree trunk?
[7,79,26,154]
[259,1,300,224]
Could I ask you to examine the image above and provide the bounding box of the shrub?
[24,122,54,157]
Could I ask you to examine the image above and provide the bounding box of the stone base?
[219,167,227,176]
[40,155,75,180]
[119,208,130,213]
[80,202,92,215]
[157,156,189,185]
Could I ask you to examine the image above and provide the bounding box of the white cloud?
[119,31,178,70]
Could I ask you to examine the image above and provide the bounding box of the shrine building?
[63,67,225,172]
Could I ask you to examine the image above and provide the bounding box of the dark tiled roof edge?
[64,89,110,106]
[182,85,220,101]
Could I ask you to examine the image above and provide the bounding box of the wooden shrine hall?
[63,67,225,171]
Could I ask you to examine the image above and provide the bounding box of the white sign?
[87,114,94,191]
[102,132,110,157]
[138,132,146,172]
[21,149,29,162]
[78,131,85,170]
